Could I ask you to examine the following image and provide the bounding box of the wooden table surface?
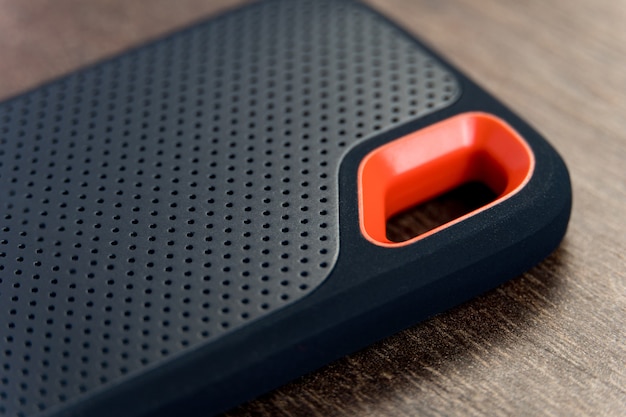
[1,0,624,416]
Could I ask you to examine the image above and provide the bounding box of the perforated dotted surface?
[0,0,459,415]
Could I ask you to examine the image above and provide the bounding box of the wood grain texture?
[0,0,624,416]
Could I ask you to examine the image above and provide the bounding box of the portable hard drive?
[0,1,572,416]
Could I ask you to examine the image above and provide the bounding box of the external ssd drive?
[0,1,572,416]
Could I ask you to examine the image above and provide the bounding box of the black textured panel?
[0,0,459,415]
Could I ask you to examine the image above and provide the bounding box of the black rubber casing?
[0,1,571,416]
